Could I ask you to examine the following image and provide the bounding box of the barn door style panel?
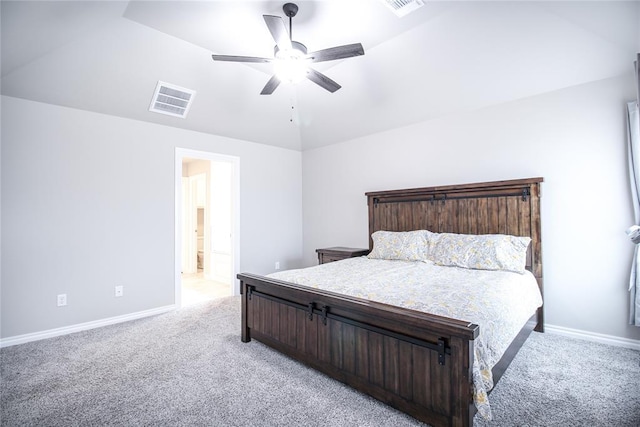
[240,277,476,427]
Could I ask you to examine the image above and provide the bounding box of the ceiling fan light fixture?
[274,57,308,83]
[274,41,309,83]
[274,40,307,60]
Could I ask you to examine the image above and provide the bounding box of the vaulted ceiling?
[1,1,638,151]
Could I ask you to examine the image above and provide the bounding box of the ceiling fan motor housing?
[283,3,299,17]
[274,41,307,58]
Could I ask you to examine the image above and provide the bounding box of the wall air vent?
[149,81,196,119]
[380,0,424,17]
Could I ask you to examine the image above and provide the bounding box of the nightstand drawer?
[316,247,369,265]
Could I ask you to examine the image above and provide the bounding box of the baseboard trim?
[546,324,640,351]
[4,309,638,351]
[0,305,176,348]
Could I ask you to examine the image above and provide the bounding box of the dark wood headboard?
[366,177,544,327]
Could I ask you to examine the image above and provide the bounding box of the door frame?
[182,175,196,275]
[175,148,240,308]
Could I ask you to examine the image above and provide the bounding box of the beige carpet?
[2,296,639,426]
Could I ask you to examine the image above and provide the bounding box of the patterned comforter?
[269,257,543,420]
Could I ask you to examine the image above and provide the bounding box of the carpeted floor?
[1,296,639,426]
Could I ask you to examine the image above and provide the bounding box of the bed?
[237,177,544,427]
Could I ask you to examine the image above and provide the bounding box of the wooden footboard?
[239,273,479,427]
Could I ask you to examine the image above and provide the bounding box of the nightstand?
[316,247,370,265]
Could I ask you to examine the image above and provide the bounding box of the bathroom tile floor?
[181,271,232,307]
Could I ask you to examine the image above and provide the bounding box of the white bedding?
[269,256,543,420]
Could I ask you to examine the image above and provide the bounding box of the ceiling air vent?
[149,81,196,119]
[380,0,424,17]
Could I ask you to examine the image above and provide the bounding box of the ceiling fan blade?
[263,15,292,51]
[307,43,364,63]
[211,54,271,63]
[260,75,281,95]
[306,68,341,93]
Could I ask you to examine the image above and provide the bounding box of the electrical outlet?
[115,286,124,297]
[275,261,280,270]
[57,294,67,307]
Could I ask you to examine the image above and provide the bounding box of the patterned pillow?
[367,230,433,262]
[429,232,531,273]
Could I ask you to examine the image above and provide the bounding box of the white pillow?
[367,230,432,262]
[429,232,531,273]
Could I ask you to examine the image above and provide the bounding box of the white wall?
[302,73,640,342]
[1,95,303,339]
[637,6,640,52]
[184,159,210,177]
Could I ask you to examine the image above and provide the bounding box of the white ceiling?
[1,1,638,151]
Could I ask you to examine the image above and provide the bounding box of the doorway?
[175,148,240,308]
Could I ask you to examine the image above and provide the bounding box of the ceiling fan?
[211,2,365,95]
